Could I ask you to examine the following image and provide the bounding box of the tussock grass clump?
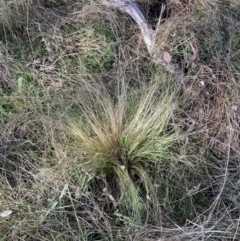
[68,79,181,220]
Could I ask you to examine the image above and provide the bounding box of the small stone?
[102,188,107,193]
[0,210,12,218]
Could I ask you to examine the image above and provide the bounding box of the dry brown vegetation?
[0,0,240,240]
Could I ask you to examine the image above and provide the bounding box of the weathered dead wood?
[102,0,182,76]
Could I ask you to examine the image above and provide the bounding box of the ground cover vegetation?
[0,0,240,240]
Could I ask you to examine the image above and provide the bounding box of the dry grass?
[0,0,240,240]
[66,78,181,222]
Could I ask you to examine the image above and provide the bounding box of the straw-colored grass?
[67,79,180,221]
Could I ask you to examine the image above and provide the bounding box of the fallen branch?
[102,0,182,76]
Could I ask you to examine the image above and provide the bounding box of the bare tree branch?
[102,0,182,76]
